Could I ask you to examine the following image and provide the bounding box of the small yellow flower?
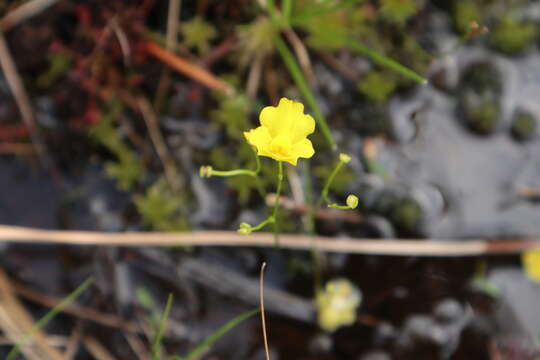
[244,98,315,166]
[522,250,540,283]
[316,278,362,332]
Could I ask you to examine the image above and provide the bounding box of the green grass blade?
[152,293,174,360]
[175,308,259,360]
[343,37,427,84]
[274,35,337,150]
[6,277,94,360]
[291,0,363,26]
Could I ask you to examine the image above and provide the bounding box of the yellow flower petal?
[291,113,316,143]
[246,97,316,165]
[243,126,271,156]
[522,250,540,283]
[291,138,315,159]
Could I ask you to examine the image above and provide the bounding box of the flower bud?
[199,165,213,178]
[346,195,359,209]
[238,222,252,235]
[339,153,352,163]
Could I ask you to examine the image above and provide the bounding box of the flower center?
[270,135,292,157]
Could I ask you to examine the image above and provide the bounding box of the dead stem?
[283,28,317,86]
[145,40,233,95]
[0,142,35,155]
[247,53,264,99]
[154,0,181,111]
[0,32,49,165]
[0,0,58,31]
[260,262,271,360]
[0,269,64,360]
[11,279,140,333]
[1,224,540,256]
[83,336,118,360]
[137,96,182,192]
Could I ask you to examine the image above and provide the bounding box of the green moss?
[453,1,482,34]
[37,53,72,88]
[490,17,537,55]
[379,0,418,24]
[236,17,277,66]
[90,101,144,190]
[511,111,537,142]
[391,198,422,232]
[210,93,251,140]
[463,100,500,135]
[180,16,217,55]
[357,71,397,104]
[134,178,190,231]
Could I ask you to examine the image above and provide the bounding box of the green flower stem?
[272,161,284,243]
[318,155,358,210]
[319,160,346,207]
[209,169,257,177]
[328,204,351,210]
[252,216,276,231]
[274,35,337,150]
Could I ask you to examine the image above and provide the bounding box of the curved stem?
[318,160,345,208]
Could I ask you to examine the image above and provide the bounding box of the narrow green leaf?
[343,38,427,84]
[274,35,337,150]
[152,294,174,360]
[176,308,259,360]
[7,277,94,360]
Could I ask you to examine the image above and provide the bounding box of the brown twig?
[246,53,264,99]
[259,262,271,360]
[0,269,64,360]
[144,40,233,95]
[0,32,49,165]
[83,336,118,360]
[1,224,539,257]
[283,28,317,86]
[137,96,182,191]
[11,279,140,333]
[317,51,360,83]
[154,0,181,111]
[0,142,35,155]
[0,0,58,32]
[199,35,237,68]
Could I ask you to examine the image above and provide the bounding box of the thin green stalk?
[343,37,427,84]
[319,161,345,208]
[7,277,94,360]
[250,216,276,232]
[152,294,174,360]
[175,309,259,360]
[209,169,257,177]
[272,161,284,243]
[274,35,337,150]
[265,0,279,26]
[282,0,292,25]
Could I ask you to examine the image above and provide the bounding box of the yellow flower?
[244,98,315,166]
[316,278,362,332]
[522,250,540,283]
